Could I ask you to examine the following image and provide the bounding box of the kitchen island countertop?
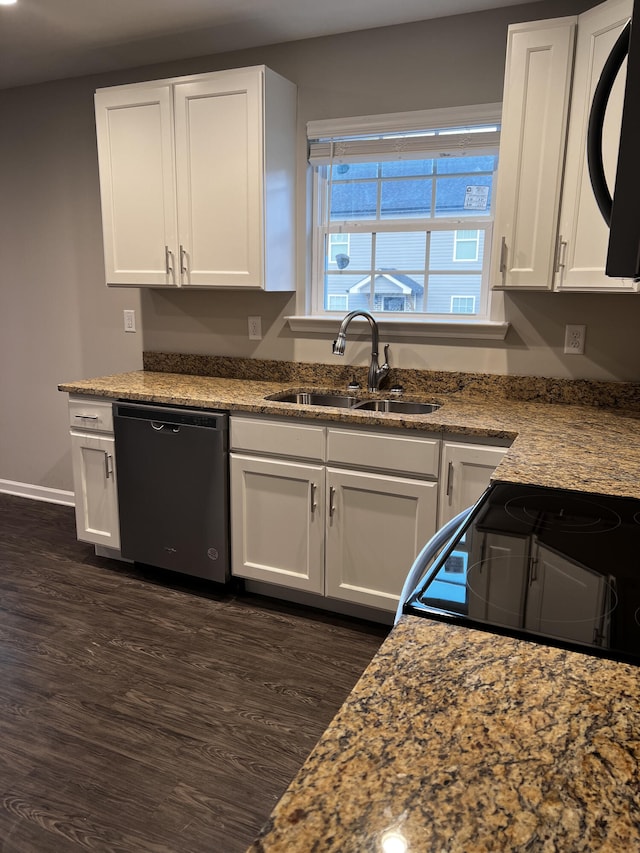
[247,617,640,852]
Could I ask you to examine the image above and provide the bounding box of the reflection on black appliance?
[405,483,640,663]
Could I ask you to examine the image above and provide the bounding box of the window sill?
[285,315,509,341]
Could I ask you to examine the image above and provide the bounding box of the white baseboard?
[0,479,75,507]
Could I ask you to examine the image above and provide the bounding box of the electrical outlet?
[123,309,136,333]
[248,316,262,340]
[564,324,585,354]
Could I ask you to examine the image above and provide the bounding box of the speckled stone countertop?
[59,359,640,851]
[247,617,640,852]
[59,363,640,499]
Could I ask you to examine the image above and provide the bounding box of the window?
[327,293,348,311]
[308,106,500,320]
[454,229,480,262]
[451,295,476,314]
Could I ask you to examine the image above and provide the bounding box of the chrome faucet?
[332,310,390,392]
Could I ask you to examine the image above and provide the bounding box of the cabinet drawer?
[327,427,439,478]
[230,416,325,461]
[69,397,114,433]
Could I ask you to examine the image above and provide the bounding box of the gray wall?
[1,0,630,495]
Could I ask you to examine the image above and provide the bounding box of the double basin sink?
[265,390,441,415]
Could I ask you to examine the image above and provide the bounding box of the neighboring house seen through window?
[308,106,500,320]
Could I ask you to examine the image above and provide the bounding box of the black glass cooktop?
[404,482,640,664]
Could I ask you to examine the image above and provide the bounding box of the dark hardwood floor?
[0,494,387,852]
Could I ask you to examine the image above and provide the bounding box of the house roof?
[348,270,424,295]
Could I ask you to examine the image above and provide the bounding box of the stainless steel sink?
[265,390,441,415]
[265,391,359,408]
[353,399,441,414]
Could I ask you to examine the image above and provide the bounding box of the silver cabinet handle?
[165,245,174,275]
[499,236,508,276]
[554,234,568,274]
[179,245,188,276]
[310,482,317,514]
[329,485,336,517]
[104,452,113,479]
[74,414,98,420]
[446,460,454,497]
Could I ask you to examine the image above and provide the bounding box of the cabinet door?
[325,468,437,612]
[94,86,178,286]
[438,442,507,527]
[174,69,264,288]
[70,433,120,549]
[555,0,638,292]
[491,18,576,289]
[230,454,325,593]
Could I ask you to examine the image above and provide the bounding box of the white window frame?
[286,103,509,341]
[300,104,508,339]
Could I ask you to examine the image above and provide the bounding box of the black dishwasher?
[113,402,229,583]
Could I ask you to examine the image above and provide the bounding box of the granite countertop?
[59,366,640,499]
[248,618,640,852]
[59,361,640,850]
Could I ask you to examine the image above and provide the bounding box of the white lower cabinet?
[324,467,437,610]
[438,440,508,527]
[230,415,441,614]
[230,454,325,593]
[69,397,120,549]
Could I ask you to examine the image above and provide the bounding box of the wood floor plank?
[0,494,387,852]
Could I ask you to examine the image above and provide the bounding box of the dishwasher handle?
[150,421,181,432]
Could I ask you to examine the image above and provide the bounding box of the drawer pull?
[75,414,99,421]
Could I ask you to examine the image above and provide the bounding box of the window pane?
[325,233,372,271]
[331,163,378,180]
[381,178,432,218]
[429,231,484,270]
[376,231,426,269]
[381,159,434,177]
[330,181,378,220]
[328,233,350,265]
[435,176,492,217]
[436,155,496,174]
[455,239,478,261]
[374,274,424,314]
[425,274,481,314]
[324,273,366,311]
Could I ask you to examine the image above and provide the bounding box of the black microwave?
[588,0,640,280]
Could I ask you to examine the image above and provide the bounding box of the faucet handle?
[382,344,390,368]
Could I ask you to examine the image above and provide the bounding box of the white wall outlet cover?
[248,316,262,340]
[564,324,585,354]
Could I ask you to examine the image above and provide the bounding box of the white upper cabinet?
[94,66,296,290]
[491,17,577,290]
[555,0,635,292]
[492,0,638,293]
